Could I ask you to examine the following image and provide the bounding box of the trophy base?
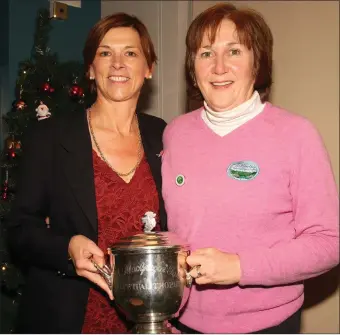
[132,321,173,334]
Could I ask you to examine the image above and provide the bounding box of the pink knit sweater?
[161,103,339,333]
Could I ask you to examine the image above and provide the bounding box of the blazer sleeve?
[7,120,73,274]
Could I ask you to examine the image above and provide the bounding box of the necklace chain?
[87,108,143,177]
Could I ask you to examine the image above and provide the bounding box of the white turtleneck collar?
[201,91,265,137]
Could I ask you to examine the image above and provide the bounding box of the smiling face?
[194,19,255,112]
[89,27,152,104]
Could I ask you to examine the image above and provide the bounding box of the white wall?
[101,1,191,123]
[57,1,81,7]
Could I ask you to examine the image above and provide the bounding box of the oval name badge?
[227,161,259,181]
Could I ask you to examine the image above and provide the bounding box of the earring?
[89,76,94,80]
[148,74,152,79]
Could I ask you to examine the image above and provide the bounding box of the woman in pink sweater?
[162,3,339,333]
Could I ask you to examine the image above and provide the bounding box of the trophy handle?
[91,256,114,291]
[184,250,194,288]
[185,270,194,287]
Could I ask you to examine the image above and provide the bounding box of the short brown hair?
[83,12,157,92]
[186,3,273,102]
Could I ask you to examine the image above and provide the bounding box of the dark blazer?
[7,110,167,333]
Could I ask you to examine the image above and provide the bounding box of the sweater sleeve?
[238,119,339,286]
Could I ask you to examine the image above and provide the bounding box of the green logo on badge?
[227,161,259,181]
[176,174,185,186]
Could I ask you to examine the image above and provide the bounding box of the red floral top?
[81,151,160,334]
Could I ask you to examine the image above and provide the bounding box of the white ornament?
[142,211,157,232]
[36,103,51,121]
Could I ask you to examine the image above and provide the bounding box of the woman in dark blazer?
[8,13,167,334]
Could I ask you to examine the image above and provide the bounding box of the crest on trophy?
[142,211,157,232]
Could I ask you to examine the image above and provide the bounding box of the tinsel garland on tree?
[0,8,93,332]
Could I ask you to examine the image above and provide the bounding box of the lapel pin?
[156,150,164,158]
[175,174,185,186]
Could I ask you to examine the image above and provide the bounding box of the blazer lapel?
[138,113,167,231]
[138,113,162,187]
[59,111,98,234]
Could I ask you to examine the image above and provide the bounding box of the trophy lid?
[110,232,190,253]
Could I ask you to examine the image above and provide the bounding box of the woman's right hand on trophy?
[68,235,114,300]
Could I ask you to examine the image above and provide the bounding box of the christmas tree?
[0,8,93,333]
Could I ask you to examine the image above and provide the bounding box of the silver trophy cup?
[95,232,193,334]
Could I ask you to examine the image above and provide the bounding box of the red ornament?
[1,181,9,200]
[41,82,51,92]
[69,84,80,97]
[12,99,27,111]
[77,87,84,98]
[1,171,9,201]
[41,82,55,93]
[6,135,21,152]
[6,148,16,160]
